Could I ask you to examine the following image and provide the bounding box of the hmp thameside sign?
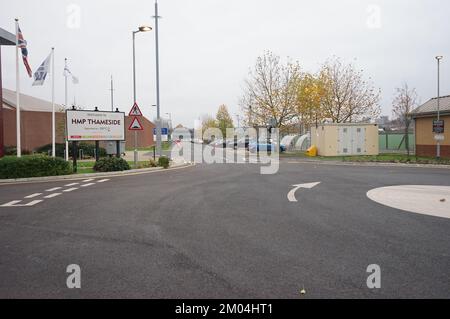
[66,110,125,141]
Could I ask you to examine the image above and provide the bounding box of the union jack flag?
[17,25,32,78]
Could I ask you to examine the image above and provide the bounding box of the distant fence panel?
[379,133,415,153]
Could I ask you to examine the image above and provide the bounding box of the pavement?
[0,149,449,298]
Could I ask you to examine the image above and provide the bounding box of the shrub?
[0,155,72,179]
[4,146,31,156]
[149,159,158,167]
[158,156,170,169]
[93,157,130,172]
[35,142,107,158]
[35,143,66,157]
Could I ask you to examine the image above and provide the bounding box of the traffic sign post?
[433,120,444,134]
[128,117,144,131]
[129,102,143,117]
[128,103,143,168]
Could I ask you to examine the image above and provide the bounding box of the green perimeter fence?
[379,133,415,153]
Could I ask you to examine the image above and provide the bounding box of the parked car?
[249,140,286,153]
[227,137,250,150]
[209,139,227,148]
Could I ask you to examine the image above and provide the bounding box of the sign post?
[128,102,143,168]
[66,108,125,172]
[433,119,445,144]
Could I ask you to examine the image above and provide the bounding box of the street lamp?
[132,25,152,167]
[436,55,443,159]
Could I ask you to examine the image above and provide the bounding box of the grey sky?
[1,0,449,127]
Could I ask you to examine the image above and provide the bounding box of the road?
[0,156,449,298]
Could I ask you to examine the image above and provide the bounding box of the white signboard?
[66,110,125,141]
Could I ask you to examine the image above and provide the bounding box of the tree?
[319,57,381,123]
[392,83,418,156]
[216,104,234,137]
[240,51,301,130]
[201,114,217,134]
[296,72,329,132]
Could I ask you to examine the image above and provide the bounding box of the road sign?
[434,134,445,142]
[153,127,169,135]
[129,103,143,117]
[66,110,125,141]
[433,120,444,134]
[128,117,144,131]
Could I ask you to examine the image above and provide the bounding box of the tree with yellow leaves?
[240,51,300,130]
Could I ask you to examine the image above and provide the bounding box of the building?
[411,95,450,158]
[311,123,379,156]
[2,88,155,153]
[0,27,17,157]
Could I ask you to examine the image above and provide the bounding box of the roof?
[2,88,64,112]
[0,28,15,46]
[411,95,450,117]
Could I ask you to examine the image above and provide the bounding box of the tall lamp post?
[436,55,443,159]
[132,25,152,167]
[154,0,162,157]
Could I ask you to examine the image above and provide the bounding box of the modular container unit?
[311,123,379,156]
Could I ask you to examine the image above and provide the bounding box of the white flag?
[32,53,52,86]
[63,66,79,84]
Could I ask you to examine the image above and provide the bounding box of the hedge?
[0,155,72,179]
[35,143,107,158]
[3,146,31,156]
[93,157,130,172]
[158,156,170,169]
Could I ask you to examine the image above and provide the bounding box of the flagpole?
[51,47,55,158]
[64,58,69,161]
[15,18,21,157]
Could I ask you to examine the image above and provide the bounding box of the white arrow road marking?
[1,200,43,207]
[63,188,78,192]
[287,182,321,202]
[97,179,110,183]
[24,193,42,199]
[81,183,95,187]
[46,187,62,192]
[44,193,62,199]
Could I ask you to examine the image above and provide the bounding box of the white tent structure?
[280,133,310,151]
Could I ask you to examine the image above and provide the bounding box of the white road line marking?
[97,179,110,183]
[25,200,44,206]
[46,187,62,192]
[1,200,22,207]
[83,179,94,182]
[63,188,78,192]
[44,193,62,199]
[24,193,42,199]
[81,183,95,187]
[1,200,43,207]
[65,183,79,187]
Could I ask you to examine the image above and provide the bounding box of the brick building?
[2,88,155,153]
[411,95,450,158]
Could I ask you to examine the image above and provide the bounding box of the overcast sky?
[1,0,450,127]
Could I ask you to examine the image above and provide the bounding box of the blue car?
[249,140,286,153]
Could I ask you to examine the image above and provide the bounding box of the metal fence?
[379,133,415,153]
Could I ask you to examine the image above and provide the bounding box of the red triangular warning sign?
[128,116,144,131]
[129,102,143,116]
